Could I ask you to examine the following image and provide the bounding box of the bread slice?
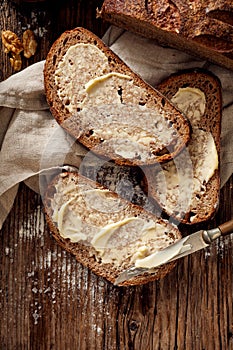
[145,69,222,224]
[44,171,182,286]
[44,27,191,166]
[100,0,233,71]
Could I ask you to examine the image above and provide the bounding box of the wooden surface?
[0,1,233,349]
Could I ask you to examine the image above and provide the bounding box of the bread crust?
[44,27,191,166]
[145,69,222,224]
[44,172,181,286]
[100,0,233,71]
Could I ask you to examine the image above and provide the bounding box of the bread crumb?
[5,247,10,255]
[32,309,40,325]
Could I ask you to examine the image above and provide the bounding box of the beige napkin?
[0,61,87,228]
[0,27,233,229]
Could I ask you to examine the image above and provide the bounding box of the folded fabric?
[0,61,87,229]
[0,27,233,230]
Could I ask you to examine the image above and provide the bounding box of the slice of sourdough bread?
[44,27,191,166]
[44,172,182,286]
[145,69,222,224]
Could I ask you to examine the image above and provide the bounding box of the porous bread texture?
[145,69,222,225]
[100,0,233,71]
[44,27,191,166]
[44,172,181,286]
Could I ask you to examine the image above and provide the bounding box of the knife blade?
[114,219,233,285]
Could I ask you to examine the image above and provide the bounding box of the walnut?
[22,29,37,58]
[1,29,37,72]
[9,53,22,72]
[1,30,23,55]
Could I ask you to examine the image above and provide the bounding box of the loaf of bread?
[44,27,191,167]
[100,0,233,71]
[145,69,222,224]
[44,172,182,286]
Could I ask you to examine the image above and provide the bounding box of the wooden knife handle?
[218,219,233,236]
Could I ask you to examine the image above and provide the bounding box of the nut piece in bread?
[44,27,191,166]
[44,172,182,286]
[100,0,233,71]
[145,69,222,224]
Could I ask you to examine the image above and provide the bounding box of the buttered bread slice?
[44,172,182,286]
[145,70,222,224]
[44,27,191,166]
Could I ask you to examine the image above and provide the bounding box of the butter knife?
[114,219,233,285]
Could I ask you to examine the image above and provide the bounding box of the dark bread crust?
[145,69,222,224]
[44,27,191,166]
[44,172,181,286]
[100,0,233,71]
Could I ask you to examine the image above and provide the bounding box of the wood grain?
[0,1,233,349]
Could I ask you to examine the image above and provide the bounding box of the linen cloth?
[0,26,232,229]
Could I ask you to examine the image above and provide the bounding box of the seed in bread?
[44,27,191,166]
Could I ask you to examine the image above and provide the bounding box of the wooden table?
[0,1,232,349]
